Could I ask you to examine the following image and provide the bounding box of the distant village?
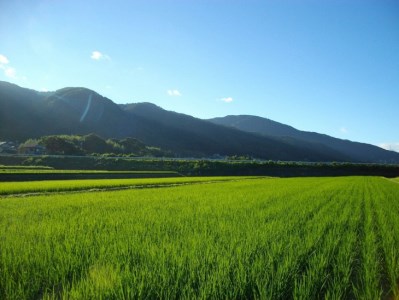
[0,140,46,155]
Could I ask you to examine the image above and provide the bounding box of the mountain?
[208,115,399,163]
[1,81,398,163]
[0,81,49,139]
[0,82,139,139]
[119,102,350,160]
[46,87,154,139]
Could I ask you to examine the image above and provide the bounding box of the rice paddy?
[0,176,398,299]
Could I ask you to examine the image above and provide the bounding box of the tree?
[41,136,83,155]
[119,137,146,155]
[82,134,108,154]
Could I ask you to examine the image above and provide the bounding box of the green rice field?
[1,176,399,299]
[0,176,253,196]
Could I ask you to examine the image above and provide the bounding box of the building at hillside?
[0,141,18,154]
[18,141,46,155]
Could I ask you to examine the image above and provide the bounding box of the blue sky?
[1,0,398,151]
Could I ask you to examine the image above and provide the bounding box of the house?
[0,141,18,154]
[18,141,46,155]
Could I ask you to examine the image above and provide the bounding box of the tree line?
[1,155,399,178]
[19,134,171,157]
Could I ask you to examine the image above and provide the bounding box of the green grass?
[0,176,255,196]
[0,165,54,170]
[0,176,399,299]
[0,168,175,174]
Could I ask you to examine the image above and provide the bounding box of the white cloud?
[0,54,9,65]
[167,89,181,96]
[340,127,348,134]
[90,51,110,60]
[221,97,233,103]
[0,54,20,79]
[379,142,399,152]
[4,67,16,79]
[91,51,102,60]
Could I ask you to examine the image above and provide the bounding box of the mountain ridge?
[208,115,399,163]
[1,81,398,163]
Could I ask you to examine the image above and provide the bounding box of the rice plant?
[0,176,398,299]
